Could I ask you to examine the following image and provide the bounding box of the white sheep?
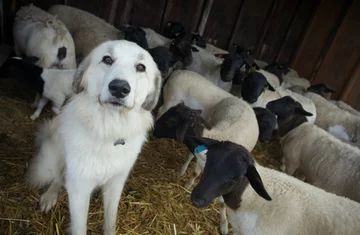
[156,70,259,235]
[228,164,360,235]
[2,57,75,120]
[298,91,360,143]
[13,4,76,69]
[48,4,124,61]
[266,96,360,202]
[281,122,360,201]
[189,136,360,235]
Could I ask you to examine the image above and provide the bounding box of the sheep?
[13,4,76,69]
[189,136,360,235]
[156,70,259,185]
[155,70,259,234]
[0,57,75,120]
[240,71,317,124]
[154,100,258,235]
[264,62,309,89]
[307,83,360,117]
[267,96,360,202]
[291,87,360,143]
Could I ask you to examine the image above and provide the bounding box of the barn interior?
[0,0,359,234]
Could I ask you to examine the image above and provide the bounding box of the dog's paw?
[51,107,61,114]
[29,114,38,121]
[40,191,58,213]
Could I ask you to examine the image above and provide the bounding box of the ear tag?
[175,32,180,37]
[251,66,257,72]
[194,145,207,154]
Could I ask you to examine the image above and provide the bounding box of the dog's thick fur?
[27,40,161,235]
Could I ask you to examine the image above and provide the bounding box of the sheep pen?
[0,76,282,234]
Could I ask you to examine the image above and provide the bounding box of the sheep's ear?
[267,83,275,91]
[246,165,272,201]
[325,87,336,93]
[295,104,313,116]
[191,46,199,52]
[176,121,190,143]
[72,56,91,94]
[188,136,220,147]
[214,53,229,59]
[142,73,162,110]
[23,56,40,64]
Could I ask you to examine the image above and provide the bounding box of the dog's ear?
[72,56,91,94]
[142,73,162,111]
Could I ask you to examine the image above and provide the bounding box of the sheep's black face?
[122,26,149,50]
[192,34,206,48]
[164,21,186,39]
[220,54,244,82]
[190,137,271,209]
[148,46,177,78]
[253,107,277,143]
[264,62,283,79]
[153,103,207,142]
[307,84,336,99]
[169,38,193,66]
[241,72,275,104]
[233,44,258,70]
[266,96,313,119]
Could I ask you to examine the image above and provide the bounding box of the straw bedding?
[0,77,283,234]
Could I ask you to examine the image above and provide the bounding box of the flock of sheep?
[2,3,360,235]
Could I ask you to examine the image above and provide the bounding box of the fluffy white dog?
[27,40,161,235]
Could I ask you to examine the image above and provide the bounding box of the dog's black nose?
[108,79,131,98]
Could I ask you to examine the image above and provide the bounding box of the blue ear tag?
[194,145,207,154]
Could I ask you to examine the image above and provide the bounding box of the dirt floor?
[0,77,283,235]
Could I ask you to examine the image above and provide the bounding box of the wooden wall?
[2,0,360,110]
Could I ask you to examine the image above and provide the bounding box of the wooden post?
[340,60,360,101]
[108,0,119,25]
[197,0,214,36]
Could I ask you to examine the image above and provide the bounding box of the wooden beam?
[197,0,214,36]
[340,60,360,101]
[108,0,119,25]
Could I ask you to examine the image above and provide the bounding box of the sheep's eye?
[102,56,113,65]
[136,63,146,72]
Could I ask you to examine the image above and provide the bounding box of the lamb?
[267,96,360,202]
[0,57,76,120]
[240,71,317,124]
[189,136,360,235]
[307,83,360,117]
[13,4,76,69]
[264,62,310,89]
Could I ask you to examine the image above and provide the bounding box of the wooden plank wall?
[2,0,360,110]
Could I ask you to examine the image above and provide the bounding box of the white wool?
[281,122,360,202]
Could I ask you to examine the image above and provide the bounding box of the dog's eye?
[136,64,146,72]
[102,56,113,65]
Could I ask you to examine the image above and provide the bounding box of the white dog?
[27,40,161,235]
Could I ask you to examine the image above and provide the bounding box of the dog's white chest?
[64,127,146,183]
